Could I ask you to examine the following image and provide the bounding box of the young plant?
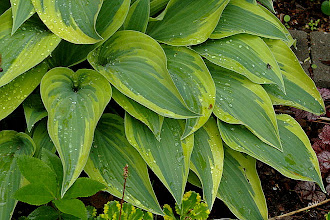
[0,0,325,219]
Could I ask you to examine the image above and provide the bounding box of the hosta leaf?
[123,0,150,33]
[147,0,229,46]
[190,117,223,210]
[218,114,324,189]
[40,67,111,196]
[0,10,60,87]
[193,34,284,91]
[125,114,194,205]
[88,30,198,119]
[0,131,35,220]
[84,114,163,215]
[31,119,56,158]
[23,94,48,132]
[162,45,216,139]
[0,63,48,121]
[47,0,130,67]
[31,0,103,44]
[208,63,281,150]
[263,39,325,115]
[112,88,164,140]
[258,0,275,13]
[211,0,289,42]
[218,147,267,220]
[150,0,169,16]
[10,0,35,34]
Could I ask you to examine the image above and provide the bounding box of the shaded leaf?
[258,0,275,13]
[23,94,48,132]
[31,119,56,158]
[123,0,150,33]
[10,0,35,34]
[53,199,87,220]
[26,206,59,220]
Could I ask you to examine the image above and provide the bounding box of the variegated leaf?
[40,67,112,196]
[263,39,325,115]
[190,117,223,210]
[146,0,229,46]
[211,0,291,43]
[162,45,215,139]
[193,34,285,91]
[258,0,275,12]
[218,147,268,220]
[112,88,164,140]
[123,0,150,33]
[31,0,103,44]
[88,30,198,119]
[10,0,35,34]
[208,63,281,150]
[0,10,60,87]
[84,114,163,215]
[23,94,48,132]
[125,113,194,205]
[0,63,48,121]
[0,131,36,220]
[218,114,324,189]
[47,0,130,67]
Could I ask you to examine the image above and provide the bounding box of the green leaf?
[63,177,105,199]
[41,148,63,186]
[10,0,35,34]
[123,0,150,33]
[14,183,55,205]
[258,0,275,13]
[147,0,229,46]
[31,119,56,158]
[162,45,216,139]
[150,0,169,16]
[0,63,48,121]
[26,206,59,220]
[208,63,281,150]
[31,0,103,44]
[23,94,48,132]
[47,0,130,67]
[163,204,177,220]
[112,88,164,140]
[190,117,223,210]
[263,39,325,115]
[84,114,163,215]
[218,147,268,220]
[0,131,35,220]
[40,67,112,196]
[211,0,289,42]
[176,191,210,220]
[88,30,198,119]
[17,155,58,196]
[0,10,60,87]
[53,199,87,220]
[193,34,285,91]
[218,114,324,190]
[125,113,194,205]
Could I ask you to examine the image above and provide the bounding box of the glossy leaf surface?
[263,39,325,115]
[190,117,223,210]
[162,45,216,139]
[258,0,275,12]
[193,34,284,91]
[84,114,163,215]
[209,63,281,150]
[10,0,35,34]
[147,0,229,46]
[125,114,194,205]
[41,67,111,196]
[123,0,150,32]
[0,131,35,220]
[0,63,48,121]
[31,119,56,158]
[0,10,60,87]
[31,0,103,44]
[23,94,48,132]
[218,114,324,188]
[88,30,198,119]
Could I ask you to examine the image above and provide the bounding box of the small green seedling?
[306,19,320,31]
[163,191,210,220]
[283,15,291,28]
[14,150,106,220]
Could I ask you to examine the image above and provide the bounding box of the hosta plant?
[0,0,326,219]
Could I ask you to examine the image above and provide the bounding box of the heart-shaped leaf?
[0,9,60,87]
[41,67,112,196]
[125,113,194,205]
[0,131,35,220]
[88,30,198,119]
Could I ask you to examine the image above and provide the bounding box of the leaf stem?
[119,164,129,220]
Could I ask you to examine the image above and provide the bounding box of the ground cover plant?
[0,0,327,219]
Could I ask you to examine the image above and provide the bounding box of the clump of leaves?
[163,191,210,220]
